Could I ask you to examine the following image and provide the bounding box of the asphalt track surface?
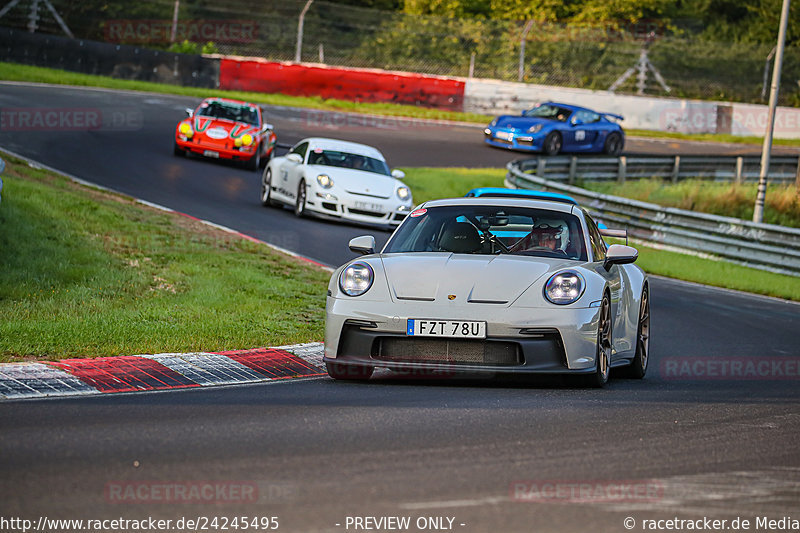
[1,83,799,532]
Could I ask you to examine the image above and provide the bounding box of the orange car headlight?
[240,133,254,147]
[178,122,193,138]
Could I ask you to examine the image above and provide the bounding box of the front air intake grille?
[374,338,522,366]
[348,208,385,218]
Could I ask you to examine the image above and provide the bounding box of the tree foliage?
[395,0,797,45]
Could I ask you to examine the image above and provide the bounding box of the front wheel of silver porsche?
[587,293,612,387]
[326,362,374,381]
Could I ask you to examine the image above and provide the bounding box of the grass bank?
[401,166,800,300]
[0,153,329,362]
[3,61,800,147]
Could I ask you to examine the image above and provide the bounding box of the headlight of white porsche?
[339,262,374,297]
[544,270,585,305]
[528,124,543,134]
[396,186,411,201]
[316,174,333,189]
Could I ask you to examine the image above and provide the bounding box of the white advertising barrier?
[465,79,800,140]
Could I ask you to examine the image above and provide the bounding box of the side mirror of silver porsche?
[349,235,376,255]
[391,169,406,180]
[603,244,638,270]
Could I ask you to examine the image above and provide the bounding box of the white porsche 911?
[260,137,413,227]
[324,197,651,387]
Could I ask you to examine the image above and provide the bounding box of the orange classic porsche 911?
[174,97,277,170]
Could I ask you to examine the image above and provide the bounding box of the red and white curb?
[0,343,326,400]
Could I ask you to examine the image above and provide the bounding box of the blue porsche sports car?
[464,187,609,229]
[465,187,578,205]
[484,102,625,156]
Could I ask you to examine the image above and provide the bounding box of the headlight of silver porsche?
[396,186,411,201]
[544,270,585,305]
[339,262,374,296]
[316,174,333,189]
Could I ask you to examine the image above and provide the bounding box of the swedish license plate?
[354,201,383,213]
[407,319,486,339]
[494,131,513,141]
[203,150,220,158]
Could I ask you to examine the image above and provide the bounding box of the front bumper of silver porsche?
[325,297,603,373]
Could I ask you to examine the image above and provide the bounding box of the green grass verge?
[0,153,330,363]
[401,167,507,204]
[626,128,800,148]
[3,61,800,147]
[580,179,800,229]
[401,166,800,300]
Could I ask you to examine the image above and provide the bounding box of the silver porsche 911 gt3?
[324,197,650,387]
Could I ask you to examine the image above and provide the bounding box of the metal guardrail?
[506,159,800,277]
[516,154,800,184]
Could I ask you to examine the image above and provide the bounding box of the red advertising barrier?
[219,59,465,111]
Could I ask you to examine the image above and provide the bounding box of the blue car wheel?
[543,131,562,156]
[603,132,623,156]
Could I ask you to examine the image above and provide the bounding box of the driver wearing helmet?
[511,223,565,253]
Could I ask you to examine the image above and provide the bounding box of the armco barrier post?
[671,156,680,183]
[795,157,800,190]
[617,156,627,183]
[736,157,744,184]
[568,156,578,185]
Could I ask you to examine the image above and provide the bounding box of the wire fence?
[2,0,799,106]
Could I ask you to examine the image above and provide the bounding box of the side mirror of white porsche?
[603,244,638,270]
[286,153,303,164]
[349,235,376,255]
[391,169,406,180]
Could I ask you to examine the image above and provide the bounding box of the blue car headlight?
[528,124,543,134]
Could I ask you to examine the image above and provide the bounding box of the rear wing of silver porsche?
[600,228,628,245]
